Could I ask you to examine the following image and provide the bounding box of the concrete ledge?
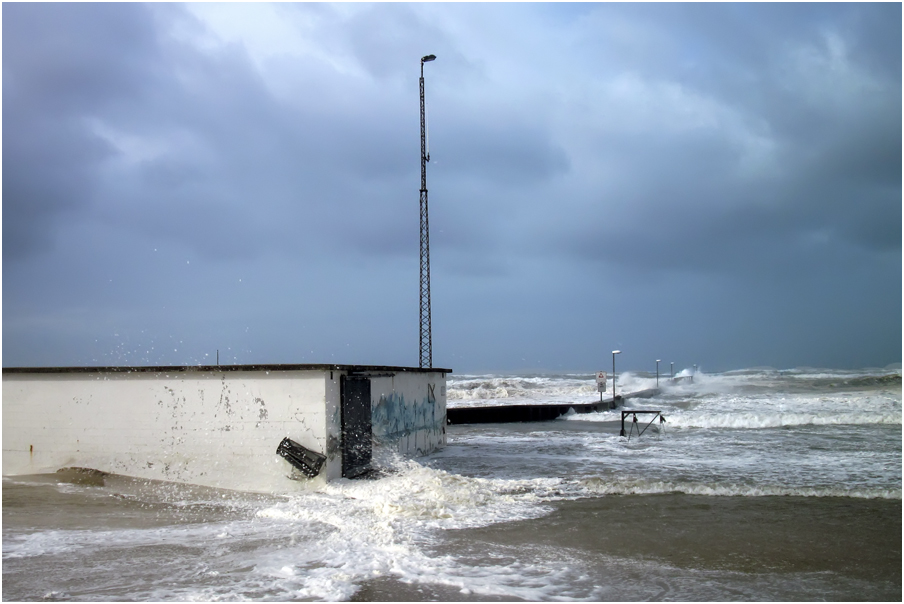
[2,364,452,375]
[447,402,603,424]
[447,388,661,425]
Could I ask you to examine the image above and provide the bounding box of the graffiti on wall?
[371,390,444,455]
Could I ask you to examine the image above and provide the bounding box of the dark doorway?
[340,375,372,478]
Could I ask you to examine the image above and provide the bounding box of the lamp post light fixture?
[418,53,436,368]
[612,350,621,403]
[656,359,661,387]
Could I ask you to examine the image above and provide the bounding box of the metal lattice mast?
[419,54,436,369]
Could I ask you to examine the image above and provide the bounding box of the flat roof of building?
[2,364,452,375]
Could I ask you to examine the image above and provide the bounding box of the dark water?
[3,368,902,601]
[435,496,901,601]
[3,471,900,601]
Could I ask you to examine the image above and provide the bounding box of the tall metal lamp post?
[419,54,436,368]
[612,350,621,401]
[656,359,661,387]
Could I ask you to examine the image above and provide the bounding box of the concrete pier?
[447,388,660,425]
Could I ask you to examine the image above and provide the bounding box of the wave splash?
[448,367,902,407]
[663,411,901,429]
[251,457,580,601]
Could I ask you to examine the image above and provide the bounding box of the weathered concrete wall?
[323,371,343,481]
[3,365,450,491]
[370,371,446,456]
[2,368,329,492]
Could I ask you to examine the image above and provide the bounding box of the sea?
[3,366,901,601]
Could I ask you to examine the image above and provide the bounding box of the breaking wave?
[577,476,901,500]
[663,411,901,429]
[448,375,596,402]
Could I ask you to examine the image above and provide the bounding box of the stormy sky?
[3,2,901,373]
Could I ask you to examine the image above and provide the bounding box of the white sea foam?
[1,519,275,560]
[565,407,902,428]
[447,367,902,408]
[576,476,901,499]
[662,411,901,429]
[247,458,590,601]
[259,457,559,530]
[447,375,598,406]
[3,462,587,601]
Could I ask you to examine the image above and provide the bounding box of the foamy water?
[442,367,901,499]
[3,366,901,601]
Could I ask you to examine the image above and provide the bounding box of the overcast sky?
[3,2,901,374]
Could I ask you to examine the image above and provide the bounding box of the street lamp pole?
[419,54,436,369]
[656,359,661,388]
[612,350,621,403]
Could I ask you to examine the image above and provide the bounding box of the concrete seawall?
[447,388,660,424]
[3,364,449,492]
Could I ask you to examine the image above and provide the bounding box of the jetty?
[447,387,660,425]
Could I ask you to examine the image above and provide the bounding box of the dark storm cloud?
[539,2,901,278]
[435,118,570,186]
[2,2,161,111]
[4,2,426,265]
[2,117,114,258]
[2,2,899,371]
[559,106,901,277]
[2,2,161,258]
[340,3,453,81]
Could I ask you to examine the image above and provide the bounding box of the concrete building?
[2,364,449,492]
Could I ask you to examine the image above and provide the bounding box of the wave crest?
[665,412,901,429]
[578,477,901,499]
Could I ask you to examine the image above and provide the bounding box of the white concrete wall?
[3,366,449,491]
[2,369,329,492]
[370,371,447,457]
